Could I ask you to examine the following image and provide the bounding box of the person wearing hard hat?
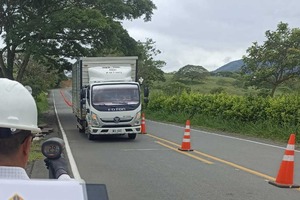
[0,78,70,180]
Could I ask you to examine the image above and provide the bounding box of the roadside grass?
[29,92,49,162]
[36,92,49,116]
[29,141,44,162]
[145,110,298,145]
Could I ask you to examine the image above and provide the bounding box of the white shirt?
[0,166,30,180]
[0,166,71,180]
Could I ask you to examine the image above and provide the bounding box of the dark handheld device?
[42,137,65,179]
[42,137,65,159]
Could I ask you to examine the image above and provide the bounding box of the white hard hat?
[0,78,41,133]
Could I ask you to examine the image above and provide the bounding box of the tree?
[0,0,156,81]
[137,38,166,87]
[161,81,191,96]
[173,65,209,82]
[22,59,59,98]
[212,71,239,78]
[241,22,300,97]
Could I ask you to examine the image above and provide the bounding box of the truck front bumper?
[89,126,141,135]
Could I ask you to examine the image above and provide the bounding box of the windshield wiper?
[111,101,129,105]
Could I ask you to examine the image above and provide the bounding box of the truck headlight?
[134,111,141,125]
[91,112,100,127]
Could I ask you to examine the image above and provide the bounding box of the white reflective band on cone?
[184,132,190,136]
[286,144,295,151]
[185,125,190,129]
[182,139,190,142]
[283,155,294,162]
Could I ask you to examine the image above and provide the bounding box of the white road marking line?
[53,92,82,181]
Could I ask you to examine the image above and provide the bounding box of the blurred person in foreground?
[0,78,70,180]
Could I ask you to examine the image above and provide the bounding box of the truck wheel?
[79,126,85,133]
[88,133,95,140]
[78,120,86,133]
[128,134,137,140]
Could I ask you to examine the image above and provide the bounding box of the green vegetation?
[36,92,49,118]
[173,65,209,82]
[22,60,59,98]
[155,73,255,96]
[137,38,166,87]
[0,1,156,81]
[146,72,300,144]
[147,92,300,126]
[29,140,44,162]
[242,22,300,97]
[30,92,49,162]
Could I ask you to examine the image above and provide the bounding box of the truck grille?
[102,124,132,128]
[101,118,132,123]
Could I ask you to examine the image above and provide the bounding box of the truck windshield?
[92,84,140,111]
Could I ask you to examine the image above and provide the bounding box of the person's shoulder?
[58,174,72,180]
[0,166,30,180]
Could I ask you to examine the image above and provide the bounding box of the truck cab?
[84,82,141,140]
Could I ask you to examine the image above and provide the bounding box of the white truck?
[72,57,142,140]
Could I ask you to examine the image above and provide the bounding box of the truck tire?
[79,126,85,133]
[87,132,96,140]
[128,133,137,140]
[78,119,86,133]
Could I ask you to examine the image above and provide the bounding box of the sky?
[122,0,300,72]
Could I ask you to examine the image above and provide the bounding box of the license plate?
[112,129,122,133]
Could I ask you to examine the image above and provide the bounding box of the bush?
[210,87,225,94]
[161,82,191,96]
[36,92,49,115]
[147,92,300,127]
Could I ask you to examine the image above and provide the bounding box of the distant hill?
[213,59,244,72]
[179,64,209,73]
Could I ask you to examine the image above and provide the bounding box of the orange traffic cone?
[178,120,193,151]
[269,133,300,188]
[141,113,147,134]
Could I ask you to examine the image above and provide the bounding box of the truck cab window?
[92,84,140,111]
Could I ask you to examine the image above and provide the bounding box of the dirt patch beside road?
[60,79,72,88]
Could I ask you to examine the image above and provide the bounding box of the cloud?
[160,45,245,72]
[123,0,300,72]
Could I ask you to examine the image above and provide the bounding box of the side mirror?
[144,86,149,98]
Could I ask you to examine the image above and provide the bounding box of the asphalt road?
[52,88,300,200]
